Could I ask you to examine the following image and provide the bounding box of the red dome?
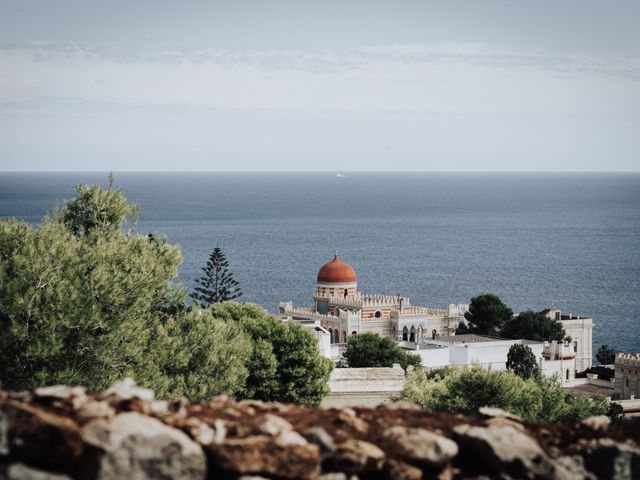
[317,253,357,283]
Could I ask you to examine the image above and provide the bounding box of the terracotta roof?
[317,253,357,283]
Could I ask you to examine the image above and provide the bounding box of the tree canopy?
[459,294,513,335]
[342,332,421,370]
[506,343,541,380]
[501,310,565,342]
[0,178,332,405]
[191,246,242,306]
[596,344,617,365]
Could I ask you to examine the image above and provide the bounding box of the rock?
[576,437,640,480]
[323,439,385,475]
[5,463,72,480]
[302,427,335,455]
[384,459,423,480]
[581,415,611,433]
[318,474,348,480]
[33,386,88,410]
[179,417,216,445]
[485,416,527,432]
[1,410,8,456]
[102,378,154,402]
[478,406,523,422]
[258,414,293,436]
[553,455,597,480]
[207,434,320,480]
[76,400,115,423]
[384,425,458,468]
[453,424,553,479]
[336,409,368,435]
[1,400,84,471]
[82,412,206,480]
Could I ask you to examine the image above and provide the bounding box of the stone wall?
[1,379,639,480]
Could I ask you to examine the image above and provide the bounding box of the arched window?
[344,289,348,298]
[342,331,347,343]
[352,331,357,336]
[402,326,408,341]
[566,369,570,381]
[328,328,333,343]
[409,326,416,343]
[333,329,339,344]
[432,329,437,340]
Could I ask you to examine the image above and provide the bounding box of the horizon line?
[2,170,640,174]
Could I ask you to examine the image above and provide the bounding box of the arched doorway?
[402,326,408,341]
[342,331,347,343]
[333,329,339,344]
[409,326,416,343]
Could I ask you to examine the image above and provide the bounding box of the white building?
[542,308,593,372]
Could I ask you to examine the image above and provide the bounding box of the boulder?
[4,463,72,480]
[323,439,385,475]
[580,415,611,433]
[302,427,335,455]
[453,423,554,479]
[577,437,640,480]
[1,400,83,471]
[383,425,458,469]
[82,412,206,480]
[384,458,423,480]
[207,434,320,480]
[102,378,154,402]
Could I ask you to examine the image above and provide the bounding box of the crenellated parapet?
[616,352,640,368]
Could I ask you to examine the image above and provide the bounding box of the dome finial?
[334,249,339,259]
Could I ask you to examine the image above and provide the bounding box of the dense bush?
[501,310,565,342]
[0,178,332,405]
[399,365,608,422]
[342,332,421,370]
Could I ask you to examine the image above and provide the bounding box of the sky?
[0,1,639,171]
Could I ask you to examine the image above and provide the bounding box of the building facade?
[542,309,593,372]
[614,353,640,400]
[279,253,468,344]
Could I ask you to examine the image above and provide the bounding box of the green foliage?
[463,294,513,335]
[400,365,608,422]
[607,402,624,424]
[191,247,242,306]
[0,179,332,406]
[0,181,182,391]
[343,332,421,370]
[151,308,252,400]
[596,344,617,365]
[506,343,541,380]
[198,302,333,406]
[501,310,565,341]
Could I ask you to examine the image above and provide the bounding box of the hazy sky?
[1,1,639,171]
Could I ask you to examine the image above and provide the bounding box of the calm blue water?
[1,172,639,353]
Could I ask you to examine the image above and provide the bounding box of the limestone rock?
[258,413,293,436]
[5,463,72,480]
[302,427,335,455]
[33,386,88,410]
[207,434,320,480]
[1,410,8,456]
[323,439,385,475]
[384,458,423,480]
[581,415,611,433]
[577,437,640,480]
[478,406,523,422]
[1,400,83,471]
[553,455,597,480]
[82,411,206,480]
[384,425,458,469]
[103,378,154,402]
[453,423,553,479]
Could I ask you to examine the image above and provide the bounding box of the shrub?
[400,365,608,422]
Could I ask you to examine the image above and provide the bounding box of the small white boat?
[336,173,347,178]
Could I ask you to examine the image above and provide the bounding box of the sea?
[1,172,639,353]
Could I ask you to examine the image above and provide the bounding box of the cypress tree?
[191,247,242,306]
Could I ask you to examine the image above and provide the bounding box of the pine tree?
[191,247,242,305]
